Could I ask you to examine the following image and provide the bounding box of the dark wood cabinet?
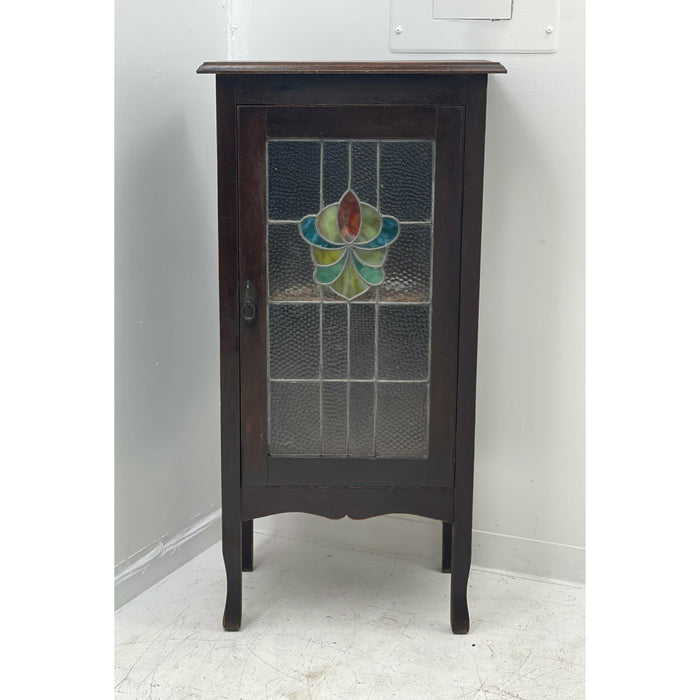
[197,61,506,633]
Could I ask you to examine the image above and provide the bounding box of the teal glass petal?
[314,250,348,284]
[300,216,345,250]
[352,252,384,285]
[353,216,399,250]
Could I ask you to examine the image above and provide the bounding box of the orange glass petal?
[337,190,362,243]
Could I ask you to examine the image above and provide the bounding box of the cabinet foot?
[450,519,471,634]
[222,521,242,631]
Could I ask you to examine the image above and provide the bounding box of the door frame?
[237,104,465,488]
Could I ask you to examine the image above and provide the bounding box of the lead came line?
[372,142,381,456]
[319,142,324,452]
[425,139,436,458]
[345,141,352,456]
[269,378,428,384]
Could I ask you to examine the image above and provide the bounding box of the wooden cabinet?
[197,61,506,633]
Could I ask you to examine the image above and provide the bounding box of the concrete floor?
[115,532,584,699]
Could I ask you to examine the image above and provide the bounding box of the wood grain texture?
[236,75,468,107]
[237,107,268,488]
[451,74,489,634]
[242,487,453,522]
[198,61,507,75]
[267,458,428,488]
[215,75,242,632]
[266,106,435,138]
[428,107,464,487]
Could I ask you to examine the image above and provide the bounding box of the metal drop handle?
[241,281,256,323]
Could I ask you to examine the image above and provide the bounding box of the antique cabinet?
[197,61,506,633]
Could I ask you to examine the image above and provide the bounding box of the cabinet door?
[238,105,464,487]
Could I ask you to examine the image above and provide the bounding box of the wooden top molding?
[197,61,507,75]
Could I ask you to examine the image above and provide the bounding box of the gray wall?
[115,1,227,603]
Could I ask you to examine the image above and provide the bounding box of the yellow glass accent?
[313,247,346,266]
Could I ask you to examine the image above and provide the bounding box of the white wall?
[115,1,227,606]
[115,0,584,605]
[230,0,585,579]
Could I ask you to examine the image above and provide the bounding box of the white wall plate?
[434,0,513,21]
[391,0,560,54]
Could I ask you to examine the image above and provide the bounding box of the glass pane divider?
[268,219,432,225]
[269,300,431,306]
[269,378,429,384]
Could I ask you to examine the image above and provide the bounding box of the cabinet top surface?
[197,61,506,75]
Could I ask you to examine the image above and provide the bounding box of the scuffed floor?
[115,533,584,699]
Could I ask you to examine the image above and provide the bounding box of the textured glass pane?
[380,224,432,303]
[375,383,428,457]
[323,141,348,207]
[351,142,377,207]
[269,223,319,301]
[266,138,436,459]
[322,304,348,379]
[349,304,375,379]
[379,142,433,221]
[378,305,430,380]
[268,141,320,220]
[348,382,374,456]
[269,304,320,379]
[322,382,347,455]
[269,382,321,455]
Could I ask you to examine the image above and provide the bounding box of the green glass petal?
[352,247,387,268]
[300,216,344,250]
[313,247,346,266]
[314,251,348,285]
[356,205,382,243]
[329,258,371,300]
[354,216,399,250]
[317,205,345,244]
[352,253,384,286]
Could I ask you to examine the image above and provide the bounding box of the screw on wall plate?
[545,25,554,34]
[394,25,404,35]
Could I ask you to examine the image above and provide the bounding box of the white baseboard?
[115,509,584,608]
[253,513,585,585]
[114,507,222,609]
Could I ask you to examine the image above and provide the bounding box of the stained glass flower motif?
[299,190,400,301]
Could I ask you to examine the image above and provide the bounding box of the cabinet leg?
[222,520,242,631]
[242,519,253,572]
[450,519,471,634]
[442,522,452,572]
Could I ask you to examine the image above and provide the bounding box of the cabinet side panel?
[216,75,242,618]
[454,75,489,544]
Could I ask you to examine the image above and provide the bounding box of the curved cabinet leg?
[222,520,242,631]
[441,522,452,573]
[242,519,253,572]
[450,519,471,634]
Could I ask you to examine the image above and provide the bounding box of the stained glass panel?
[267,138,434,458]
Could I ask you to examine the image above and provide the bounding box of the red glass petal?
[337,190,362,242]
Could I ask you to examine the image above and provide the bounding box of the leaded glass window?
[267,139,435,458]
